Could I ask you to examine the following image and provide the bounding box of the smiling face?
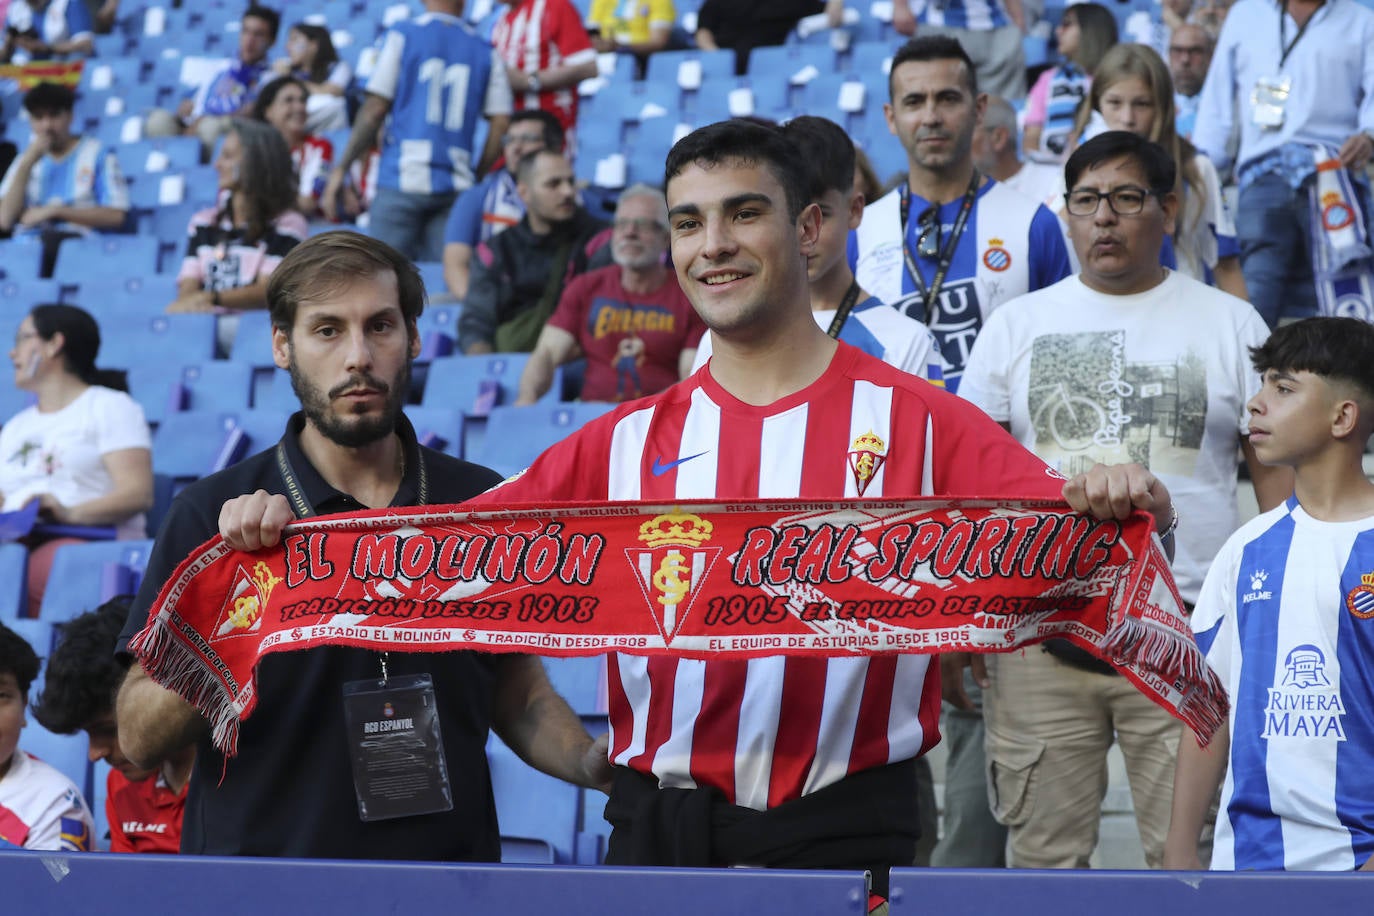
[666,159,818,339]
[263,82,308,142]
[273,270,419,448]
[1067,154,1176,295]
[885,58,985,178]
[1099,76,1158,138]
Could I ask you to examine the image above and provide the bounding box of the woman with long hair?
[1071,43,1247,299]
[1,304,152,615]
[272,22,351,132]
[1023,3,1117,160]
[254,76,333,217]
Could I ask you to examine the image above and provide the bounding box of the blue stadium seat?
[0,236,47,281]
[472,402,614,478]
[416,305,461,361]
[415,261,450,302]
[0,277,62,309]
[67,272,181,321]
[114,137,202,177]
[38,540,154,623]
[78,56,142,95]
[100,314,218,371]
[0,543,28,618]
[221,408,291,456]
[181,362,255,413]
[151,410,247,481]
[644,48,734,94]
[229,310,277,367]
[422,353,542,416]
[543,656,607,716]
[403,406,466,458]
[52,235,161,287]
[487,735,580,863]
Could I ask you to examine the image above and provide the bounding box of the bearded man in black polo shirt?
[114,231,610,858]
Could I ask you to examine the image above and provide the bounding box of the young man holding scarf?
[114,231,611,859]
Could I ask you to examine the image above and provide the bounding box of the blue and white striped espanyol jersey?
[0,136,129,217]
[905,0,1010,31]
[365,12,513,195]
[1192,496,1374,870]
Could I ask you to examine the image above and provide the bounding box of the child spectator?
[31,597,190,854]
[1165,316,1374,871]
[1,304,152,617]
[271,23,351,133]
[253,77,333,218]
[1023,2,1116,160]
[0,622,94,850]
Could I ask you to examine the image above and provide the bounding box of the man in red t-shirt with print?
[516,184,704,404]
[31,598,191,853]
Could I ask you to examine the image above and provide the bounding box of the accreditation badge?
[1251,75,1292,130]
[341,673,454,822]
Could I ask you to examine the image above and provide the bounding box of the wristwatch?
[527,71,542,92]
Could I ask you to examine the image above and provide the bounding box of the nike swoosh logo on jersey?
[651,452,709,476]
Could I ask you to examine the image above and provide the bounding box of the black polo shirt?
[117,413,505,860]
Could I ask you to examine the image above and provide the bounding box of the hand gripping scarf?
[130,497,1227,756]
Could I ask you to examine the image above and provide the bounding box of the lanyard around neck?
[898,171,981,323]
[826,280,862,338]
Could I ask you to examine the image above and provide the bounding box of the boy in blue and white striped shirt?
[1165,317,1374,871]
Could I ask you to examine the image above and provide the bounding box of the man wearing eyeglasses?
[850,36,1072,394]
[442,110,565,301]
[514,184,704,404]
[958,131,1293,870]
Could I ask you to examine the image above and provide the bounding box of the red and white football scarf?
[130,498,1226,756]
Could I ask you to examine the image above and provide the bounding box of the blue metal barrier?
[0,851,869,915]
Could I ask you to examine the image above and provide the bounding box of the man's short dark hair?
[781,115,855,200]
[267,231,425,333]
[0,622,41,699]
[1250,317,1374,404]
[23,82,76,116]
[510,109,565,153]
[663,119,809,222]
[30,597,132,735]
[1064,131,1177,196]
[244,3,281,41]
[889,36,979,100]
[515,147,568,185]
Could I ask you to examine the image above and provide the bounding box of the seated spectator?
[31,597,191,854]
[973,95,1062,209]
[1022,2,1116,160]
[492,0,598,141]
[271,22,351,134]
[144,4,280,158]
[1168,23,1212,138]
[459,149,609,354]
[586,0,680,78]
[1,305,152,617]
[0,82,129,277]
[443,109,564,301]
[253,77,332,218]
[1,0,94,63]
[694,0,823,75]
[167,119,307,354]
[1073,43,1246,299]
[516,184,702,403]
[0,622,94,850]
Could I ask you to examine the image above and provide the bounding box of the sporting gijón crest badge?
[848,430,887,496]
[628,510,722,645]
[213,561,282,639]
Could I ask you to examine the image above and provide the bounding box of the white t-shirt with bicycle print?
[958,270,1269,603]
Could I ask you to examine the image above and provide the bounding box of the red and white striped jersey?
[474,343,1062,809]
[291,135,333,202]
[491,0,596,132]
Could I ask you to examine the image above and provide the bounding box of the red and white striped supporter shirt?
[291,135,333,203]
[491,0,596,132]
[473,344,1062,810]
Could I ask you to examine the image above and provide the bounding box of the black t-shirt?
[117,413,505,859]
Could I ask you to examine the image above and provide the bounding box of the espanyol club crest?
[628,511,722,645]
[847,430,887,496]
[1346,573,1374,619]
[213,561,282,639]
[1322,191,1356,232]
[982,238,1012,272]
